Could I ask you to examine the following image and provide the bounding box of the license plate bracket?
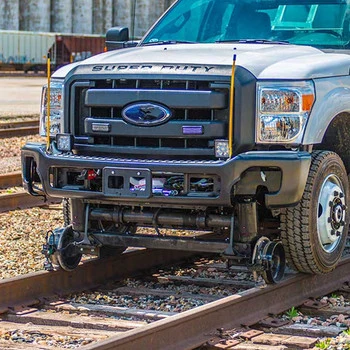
[103,168,152,198]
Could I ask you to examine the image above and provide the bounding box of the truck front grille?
[72,78,229,159]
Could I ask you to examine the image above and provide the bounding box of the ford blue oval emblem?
[122,102,172,126]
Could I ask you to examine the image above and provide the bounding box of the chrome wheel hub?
[317,174,345,253]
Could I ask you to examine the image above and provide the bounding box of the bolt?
[339,192,344,198]
[336,231,341,237]
[334,191,339,197]
[217,328,224,336]
[331,229,336,236]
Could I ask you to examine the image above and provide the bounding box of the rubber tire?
[280,151,349,274]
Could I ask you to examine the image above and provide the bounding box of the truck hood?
[54,43,350,80]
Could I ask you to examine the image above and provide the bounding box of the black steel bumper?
[21,142,311,208]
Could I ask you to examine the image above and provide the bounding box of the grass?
[315,338,331,349]
[285,306,298,319]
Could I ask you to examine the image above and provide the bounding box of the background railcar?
[0,30,105,72]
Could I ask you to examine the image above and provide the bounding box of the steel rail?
[0,119,39,137]
[0,249,195,310]
[0,119,38,129]
[0,172,58,211]
[82,257,350,350]
[0,171,22,188]
[0,125,38,138]
[0,190,59,212]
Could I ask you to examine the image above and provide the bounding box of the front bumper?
[21,143,311,208]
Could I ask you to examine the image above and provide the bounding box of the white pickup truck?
[22,0,350,283]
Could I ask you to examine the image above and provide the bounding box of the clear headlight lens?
[39,80,64,137]
[256,81,315,144]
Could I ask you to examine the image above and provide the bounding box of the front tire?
[281,151,349,274]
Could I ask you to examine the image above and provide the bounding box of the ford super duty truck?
[22,0,350,283]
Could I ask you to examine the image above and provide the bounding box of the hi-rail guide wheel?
[252,237,286,284]
[50,225,82,271]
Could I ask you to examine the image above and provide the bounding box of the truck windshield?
[141,0,350,49]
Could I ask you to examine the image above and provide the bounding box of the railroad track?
[0,171,60,212]
[0,119,39,137]
[0,163,348,349]
[0,246,349,349]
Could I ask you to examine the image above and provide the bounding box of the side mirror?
[106,27,131,50]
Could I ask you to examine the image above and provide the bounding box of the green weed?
[286,306,298,319]
[315,338,331,349]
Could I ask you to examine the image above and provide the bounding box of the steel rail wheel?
[55,226,82,271]
[261,241,286,284]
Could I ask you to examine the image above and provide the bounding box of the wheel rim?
[262,241,285,284]
[317,174,346,253]
[57,226,82,271]
[59,233,82,270]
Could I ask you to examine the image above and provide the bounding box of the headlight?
[39,80,64,137]
[256,81,315,144]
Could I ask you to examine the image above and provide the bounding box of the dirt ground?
[0,75,46,118]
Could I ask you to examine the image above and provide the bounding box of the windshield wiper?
[142,40,196,46]
[216,39,289,45]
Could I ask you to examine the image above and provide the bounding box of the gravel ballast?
[0,206,63,279]
[0,134,42,174]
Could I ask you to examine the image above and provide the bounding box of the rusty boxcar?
[0,30,106,72]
